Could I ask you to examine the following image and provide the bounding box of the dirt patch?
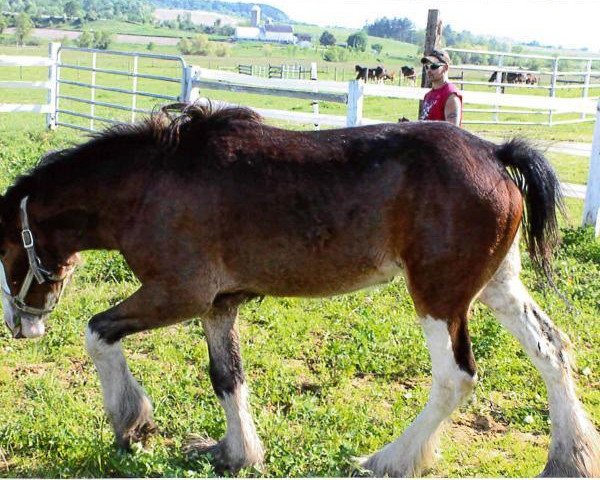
[11,363,48,379]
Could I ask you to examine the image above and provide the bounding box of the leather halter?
[1,196,68,319]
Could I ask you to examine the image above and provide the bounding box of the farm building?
[233,5,296,44]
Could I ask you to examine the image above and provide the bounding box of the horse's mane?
[1,102,263,215]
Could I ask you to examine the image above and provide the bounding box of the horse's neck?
[36,178,138,256]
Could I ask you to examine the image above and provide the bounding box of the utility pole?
[418,9,443,118]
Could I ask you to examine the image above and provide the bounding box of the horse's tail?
[495,138,564,277]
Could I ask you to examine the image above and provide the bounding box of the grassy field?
[0,39,599,477]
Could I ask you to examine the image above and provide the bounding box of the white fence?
[0,43,58,127]
[0,44,599,229]
[445,47,600,126]
[0,43,188,131]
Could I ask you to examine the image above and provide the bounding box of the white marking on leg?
[220,383,264,467]
[480,238,600,476]
[85,327,153,443]
[363,316,476,477]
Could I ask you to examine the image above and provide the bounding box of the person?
[419,49,463,126]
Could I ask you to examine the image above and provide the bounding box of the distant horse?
[489,71,526,84]
[355,64,370,81]
[0,103,598,477]
[383,70,396,83]
[401,65,416,84]
[355,65,385,83]
[526,73,539,85]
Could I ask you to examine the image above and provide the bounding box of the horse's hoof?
[349,456,374,477]
[183,435,243,474]
[116,419,158,451]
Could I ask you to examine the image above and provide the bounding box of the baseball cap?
[421,49,451,65]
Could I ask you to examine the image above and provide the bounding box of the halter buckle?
[21,229,34,249]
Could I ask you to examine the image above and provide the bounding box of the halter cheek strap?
[1,196,69,319]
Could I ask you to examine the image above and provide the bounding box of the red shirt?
[421,82,462,124]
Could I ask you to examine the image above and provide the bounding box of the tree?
[319,30,336,47]
[0,15,7,35]
[64,0,81,18]
[146,41,155,51]
[347,31,368,52]
[14,13,34,46]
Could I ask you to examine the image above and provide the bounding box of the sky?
[227,0,600,53]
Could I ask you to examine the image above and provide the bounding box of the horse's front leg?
[86,284,212,449]
[184,294,264,474]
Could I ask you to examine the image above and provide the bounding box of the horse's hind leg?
[362,312,477,477]
[479,240,600,477]
[184,294,264,474]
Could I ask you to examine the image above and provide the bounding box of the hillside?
[151,0,289,22]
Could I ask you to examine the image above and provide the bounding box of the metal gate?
[55,46,188,132]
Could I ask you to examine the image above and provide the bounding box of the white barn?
[263,24,295,43]
[234,26,261,41]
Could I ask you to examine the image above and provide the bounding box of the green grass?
[0,40,599,476]
[0,108,598,477]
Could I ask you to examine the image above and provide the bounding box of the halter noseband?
[1,196,67,319]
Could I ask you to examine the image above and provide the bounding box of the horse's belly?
[253,256,405,298]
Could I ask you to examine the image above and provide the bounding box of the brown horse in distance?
[0,103,598,477]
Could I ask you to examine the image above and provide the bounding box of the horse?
[0,103,598,477]
[526,73,539,85]
[355,65,385,83]
[382,70,396,83]
[355,64,369,81]
[489,71,526,84]
[371,65,386,83]
[400,65,416,85]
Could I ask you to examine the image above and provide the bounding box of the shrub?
[190,34,213,55]
[319,30,335,46]
[177,38,192,55]
[372,43,383,54]
[322,46,349,62]
[214,42,231,57]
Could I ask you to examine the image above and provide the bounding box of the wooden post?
[46,42,60,130]
[418,9,442,118]
[582,98,600,234]
[346,80,364,127]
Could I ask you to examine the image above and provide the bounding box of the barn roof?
[264,24,293,33]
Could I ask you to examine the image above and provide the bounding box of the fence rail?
[445,47,600,125]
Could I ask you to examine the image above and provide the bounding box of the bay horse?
[0,103,598,477]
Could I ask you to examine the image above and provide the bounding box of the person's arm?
[444,93,462,127]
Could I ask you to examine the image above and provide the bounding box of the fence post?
[181,65,200,103]
[494,55,504,122]
[582,59,592,120]
[548,57,559,126]
[582,98,600,234]
[310,62,319,131]
[46,42,60,130]
[346,80,364,127]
